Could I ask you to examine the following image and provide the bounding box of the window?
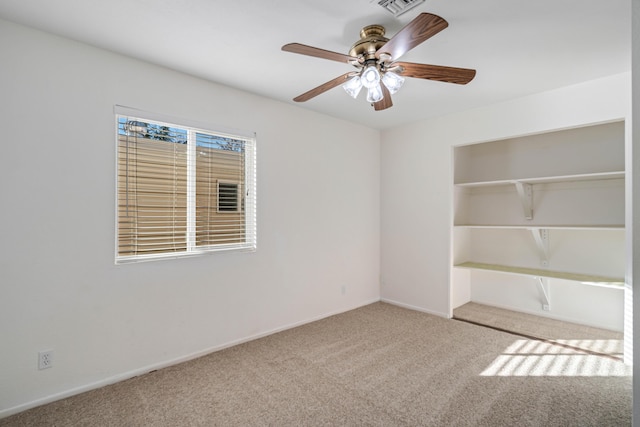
[115,106,256,263]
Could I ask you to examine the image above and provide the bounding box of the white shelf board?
[453,224,624,230]
[454,262,625,288]
[454,171,625,188]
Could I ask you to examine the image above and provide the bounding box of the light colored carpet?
[1,302,631,426]
[453,302,624,358]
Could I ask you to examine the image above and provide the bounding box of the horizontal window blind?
[116,111,256,263]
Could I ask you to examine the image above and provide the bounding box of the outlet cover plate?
[38,350,53,370]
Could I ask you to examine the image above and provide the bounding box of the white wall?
[0,19,381,416]
[380,72,631,319]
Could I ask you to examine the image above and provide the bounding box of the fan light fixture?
[343,75,362,99]
[381,71,405,94]
[361,64,380,88]
[342,64,404,104]
[366,83,384,103]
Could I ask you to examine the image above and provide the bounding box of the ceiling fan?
[282,13,476,111]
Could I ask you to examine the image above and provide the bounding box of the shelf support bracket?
[529,228,549,267]
[514,181,533,220]
[536,277,550,311]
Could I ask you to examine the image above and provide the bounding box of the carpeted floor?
[0,302,632,426]
[453,302,624,358]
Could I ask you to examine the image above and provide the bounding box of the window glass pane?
[195,132,246,247]
[117,119,188,257]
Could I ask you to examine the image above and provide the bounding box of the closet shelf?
[454,224,624,230]
[454,171,625,188]
[454,262,625,288]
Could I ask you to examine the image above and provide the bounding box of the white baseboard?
[380,298,450,319]
[0,297,381,420]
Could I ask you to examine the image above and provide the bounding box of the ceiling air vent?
[377,0,426,17]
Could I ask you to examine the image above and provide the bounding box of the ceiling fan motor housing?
[349,25,389,60]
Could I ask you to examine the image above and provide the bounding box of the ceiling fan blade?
[394,62,476,84]
[376,13,448,61]
[282,43,356,64]
[373,85,393,111]
[293,72,356,102]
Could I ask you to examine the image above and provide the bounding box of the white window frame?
[114,105,256,264]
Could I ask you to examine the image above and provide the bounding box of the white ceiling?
[0,0,630,130]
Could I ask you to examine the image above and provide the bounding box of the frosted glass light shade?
[381,71,405,94]
[366,83,384,103]
[342,75,363,99]
[361,65,381,89]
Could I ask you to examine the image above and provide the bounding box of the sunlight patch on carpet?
[480,339,630,377]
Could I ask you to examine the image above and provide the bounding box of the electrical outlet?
[341,285,346,295]
[38,350,53,370]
